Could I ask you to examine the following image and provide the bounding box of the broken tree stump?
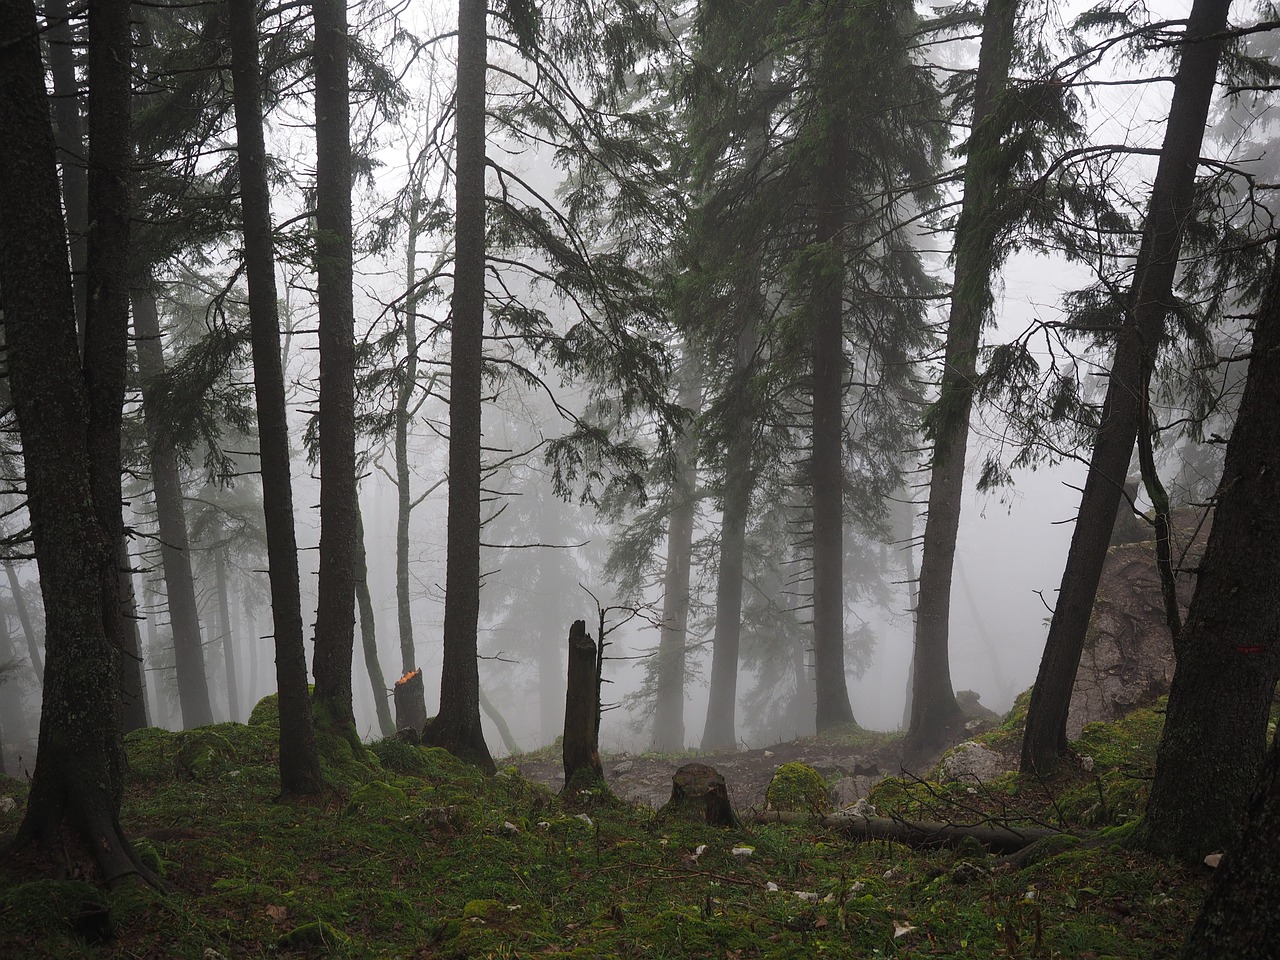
[659,762,738,827]
[562,619,604,791]
[393,668,428,735]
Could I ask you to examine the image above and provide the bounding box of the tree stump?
[659,762,738,827]
[393,668,428,734]
[562,620,603,790]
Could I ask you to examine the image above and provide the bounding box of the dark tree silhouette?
[1021,0,1233,773]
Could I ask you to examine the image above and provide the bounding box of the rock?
[765,762,830,814]
[611,760,634,775]
[938,741,1008,784]
[658,762,738,827]
[1067,508,1210,737]
[831,775,879,807]
[956,690,998,721]
[1204,852,1223,869]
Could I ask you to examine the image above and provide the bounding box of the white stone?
[938,741,1008,784]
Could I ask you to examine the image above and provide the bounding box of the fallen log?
[753,810,1062,854]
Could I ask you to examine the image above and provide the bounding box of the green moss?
[344,780,409,817]
[174,730,237,780]
[368,737,434,776]
[766,762,830,814]
[132,838,167,878]
[279,919,350,950]
[247,693,281,727]
[1074,699,1166,771]
[0,879,108,945]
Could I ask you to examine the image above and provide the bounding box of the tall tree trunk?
[117,539,149,732]
[0,0,150,881]
[810,132,855,733]
[1179,728,1280,959]
[42,0,88,338]
[422,0,495,774]
[224,0,322,794]
[310,0,359,730]
[1021,0,1233,773]
[701,56,772,753]
[0,610,31,771]
[354,505,396,737]
[1137,244,1280,860]
[653,351,699,752]
[214,543,241,723]
[4,560,43,683]
[908,0,1018,757]
[133,289,215,728]
[396,181,422,675]
[701,354,753,751]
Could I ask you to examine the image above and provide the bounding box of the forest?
[2,0,1280,955]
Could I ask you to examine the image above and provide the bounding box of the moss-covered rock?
[248,693,281,728]
[766,762,830,814]
[0,879,111,943]
[344,780,410,817]
[174,730,237,780]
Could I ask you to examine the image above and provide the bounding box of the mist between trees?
[2,0,1280,934]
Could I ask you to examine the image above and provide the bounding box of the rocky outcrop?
[1066,508,1211,738]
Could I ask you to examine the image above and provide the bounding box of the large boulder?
[1066,507,1210,738]
[938,741,1008,784]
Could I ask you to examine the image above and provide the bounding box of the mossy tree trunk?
[1179,728,1280,959]
[1021,0,1233,773]
[3,561,42,684]
[0,0,152,882]
[1138,243,1280,860]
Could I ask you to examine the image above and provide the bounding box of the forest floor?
[0,696,1209,959]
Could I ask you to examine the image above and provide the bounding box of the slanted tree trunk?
[133,289,215,729]
[908,0,1018,757]
[810,129,855,734]
[214,543,240,723]
[1179,729,1280,959]
[0,0,152,881]
[225,0,322,794]
[310,0,359,731]
[1020,0,1232,773]
[422,0,495,775]
[653,351,699,752]
[1138,244,1280,860]
[5,561,43,683]
[562,619,603,788]
[354,505,395,737]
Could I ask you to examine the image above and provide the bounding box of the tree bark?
[1138,243,1280,860]
[908,0,1018,757]
[701,329,755,751]
[214,544,241,723]
[396,181,422,676]
[42,0,88,337]
[421,0,495,775]
[1020,0,1233,773]
[653,351,699,752]
[132,289,215,729]
[563,620,604,787]
[0,0,150,881]
[810,129,855,733]
[225,0,322,794]
[1179,731,1280,959]
[354,505,396,737]
[393,669,428,733]
[310,0,359,730]
[117,539,149,732]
